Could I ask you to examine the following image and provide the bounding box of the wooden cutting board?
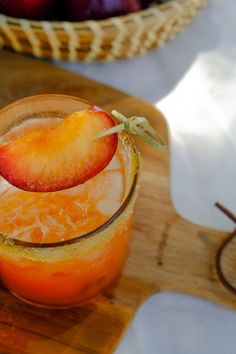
[0,50,235,354]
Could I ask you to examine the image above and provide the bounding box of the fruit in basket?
[50,1,67,20]
[0,0,55,20]
[65,0,141,21]
[140,0,164,8]
[0,107,118,192]
[140,0,153,8]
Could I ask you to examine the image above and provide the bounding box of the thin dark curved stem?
[216,230,236,295]
[215,202,236,294]
[215,202,236,224]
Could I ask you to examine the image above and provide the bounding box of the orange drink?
[0,95,140,308]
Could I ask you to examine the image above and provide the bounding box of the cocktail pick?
[96,110,166,150]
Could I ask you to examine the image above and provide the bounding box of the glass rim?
[0,94,140,249]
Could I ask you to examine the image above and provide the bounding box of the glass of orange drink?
[0,94,140,308]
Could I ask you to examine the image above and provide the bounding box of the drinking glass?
[0,94,140,308]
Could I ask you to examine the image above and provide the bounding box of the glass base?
[10,290,100,309]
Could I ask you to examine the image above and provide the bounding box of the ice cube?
[105,155,121,171]
[0,177,13,199]
[89,171,123,201]
[97,199,121,216]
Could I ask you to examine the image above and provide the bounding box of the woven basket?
[0,0,208,62]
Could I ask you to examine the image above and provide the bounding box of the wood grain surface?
[0,50,235,354]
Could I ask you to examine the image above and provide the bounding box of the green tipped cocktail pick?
[96,110,166,150]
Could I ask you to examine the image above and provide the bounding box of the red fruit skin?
[66,0,141,21]
[0,0,55,20]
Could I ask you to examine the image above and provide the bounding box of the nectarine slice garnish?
[0,107,166,193]
[0,108,118,192]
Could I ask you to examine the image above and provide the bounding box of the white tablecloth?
[57,1,236,352]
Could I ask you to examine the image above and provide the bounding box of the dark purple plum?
[0,0,55,20]
[50,1,67,20]
[66,0,141,21]
[140,0,153,8]
[140,0,168,9]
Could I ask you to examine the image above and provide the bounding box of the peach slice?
[0,108,118,192]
